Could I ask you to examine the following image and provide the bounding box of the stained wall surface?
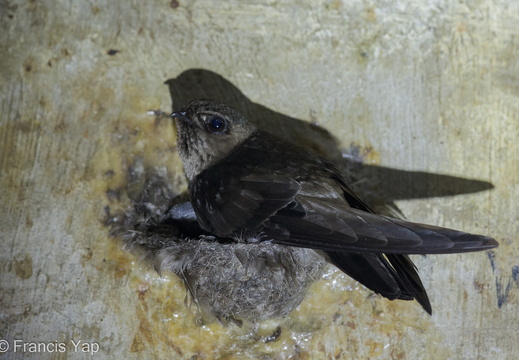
[1,1,518,359]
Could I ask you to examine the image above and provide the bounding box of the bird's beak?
[171,111,191,124]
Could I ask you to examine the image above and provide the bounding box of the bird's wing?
[191,159,497,254]
[168,195,435,312]
[265,192,497,254]
[190,169,301,237]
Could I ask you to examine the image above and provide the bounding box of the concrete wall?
[1,1,517,358]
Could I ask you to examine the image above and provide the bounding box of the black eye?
[205,116,227,134]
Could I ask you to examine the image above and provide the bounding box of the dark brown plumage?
[172,99,498,315]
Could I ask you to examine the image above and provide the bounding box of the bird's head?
[171,99,256,180]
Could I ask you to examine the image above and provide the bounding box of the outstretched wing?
[264,192,498,254]
[190,131,497,254]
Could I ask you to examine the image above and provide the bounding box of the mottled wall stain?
[13,254,33,280]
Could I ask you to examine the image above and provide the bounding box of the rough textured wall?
[1,0,517,359]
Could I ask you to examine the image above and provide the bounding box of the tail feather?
[327,251,432,314]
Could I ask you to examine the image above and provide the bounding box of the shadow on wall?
[165,69,493,215]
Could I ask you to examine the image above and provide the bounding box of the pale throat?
[179,137,211,181]
[177,126,255,181]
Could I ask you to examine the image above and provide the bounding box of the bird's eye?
[205,116,227,134]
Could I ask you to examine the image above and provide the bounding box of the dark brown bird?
[171,99,498,315]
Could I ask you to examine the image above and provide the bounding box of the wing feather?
[267,196,497,254]
[190,169,300,236]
